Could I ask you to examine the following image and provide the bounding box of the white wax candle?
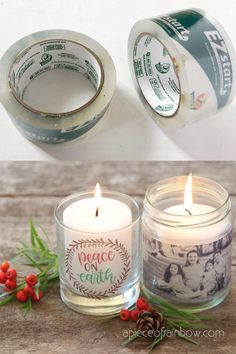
[63,197,132,232]
[153,203,230,245]
[165,203,215,216]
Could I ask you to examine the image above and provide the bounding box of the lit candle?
[63,183,132,232]
[165,173,215,216]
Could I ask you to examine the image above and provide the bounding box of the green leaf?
[168,319,209,330]
[34,286,39,299]
[122,332,139,346]
[148,335,166,353]
[197,315,215,321]
[158,304,201,321]
[22,297,32,317]
[166,318,208,331]
[0,293,15,305]
[29,218,37,247]
[47,276,59,283]
[19,241,28,249]
[30,219,48,252]
[142,287,207,322]
[39,280,48,293]
[17,249,44,272]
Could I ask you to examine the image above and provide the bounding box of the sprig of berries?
[0,220,59,316]
[119,297,151,321]
[0,261,44,304]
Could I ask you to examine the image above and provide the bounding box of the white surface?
[0,0,236,161]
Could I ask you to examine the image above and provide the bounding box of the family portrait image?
[143,231,232,301]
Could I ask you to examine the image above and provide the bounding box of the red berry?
[0,271,7,284]
[136,297,148,310]
[5,279,17,290]
[32,290,43,302]
[23,286,34,297]
[130,309,140,322]
[16,290,28,302]
[6,268,17,280]
[119,309,130,321]
[26,274,38,287]
[1,261,10,272]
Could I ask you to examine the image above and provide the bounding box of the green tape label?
[152,9,233,108]
[12,107,107,144]
[133,34,180,117]
[134,58,144,78]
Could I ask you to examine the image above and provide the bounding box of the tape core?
[133,33,180,118]
[9,39,104,116]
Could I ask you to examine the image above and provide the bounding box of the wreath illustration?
[65,238,131,299]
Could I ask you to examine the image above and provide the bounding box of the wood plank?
[0,162,236,196]
[0,282,234,354]
[1,196,236,263]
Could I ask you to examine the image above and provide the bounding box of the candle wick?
[95,207,99,217]
[185,209,192,216]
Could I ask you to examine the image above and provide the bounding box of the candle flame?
[95,183,101,217]
[184,173,193,215]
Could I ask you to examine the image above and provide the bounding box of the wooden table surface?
[0,162,236,354]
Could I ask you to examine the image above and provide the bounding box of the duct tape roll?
[0,29,116,144]
[128,8,236,129]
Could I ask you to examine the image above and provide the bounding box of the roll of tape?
[128,8,236,129]
[0,29,116,144]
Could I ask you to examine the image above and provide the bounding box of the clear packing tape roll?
[128,8,236,129]
[0,30,116,144]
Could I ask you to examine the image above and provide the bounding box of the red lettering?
[77,252,86,266]
[77,251,115,266]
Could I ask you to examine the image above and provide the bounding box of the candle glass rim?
[144,175,231,228]
[54,189,141,234]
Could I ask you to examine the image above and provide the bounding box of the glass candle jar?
[55,190,141,315]
[142,176,233,312]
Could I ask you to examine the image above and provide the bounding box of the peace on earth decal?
[65,238,131,298]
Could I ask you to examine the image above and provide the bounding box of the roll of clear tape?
[0,29,116,144]
[128,8,236,130]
